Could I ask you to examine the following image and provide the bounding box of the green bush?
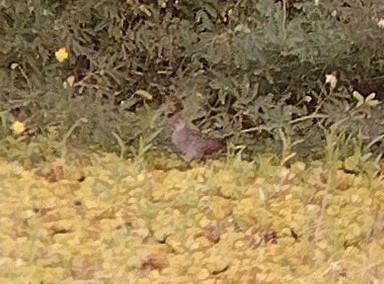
[1,0,384,159]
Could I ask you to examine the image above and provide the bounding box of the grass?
[0,132,384,283]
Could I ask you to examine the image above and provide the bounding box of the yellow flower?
[12,121,26,134]
[55,48,69,62]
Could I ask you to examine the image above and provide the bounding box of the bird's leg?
[180,156,193,170]
[171,155,193,171]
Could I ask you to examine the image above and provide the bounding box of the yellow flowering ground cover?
[0,152,384,283]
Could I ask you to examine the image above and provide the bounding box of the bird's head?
[168,115,187,131]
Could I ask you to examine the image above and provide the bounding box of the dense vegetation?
[1,0,384,160]
[1,139,384,283]
[1,0,384,282]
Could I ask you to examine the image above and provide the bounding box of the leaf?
[364,92,380,107]
[234,24,251,34]
[352,91,364,108]
[147,128,162,142]
[367,100,380,107]
[344,155,359,171]
[365,92,376,102]
[134,90,153,100]
[258,187,269,204]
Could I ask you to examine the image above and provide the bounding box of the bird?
[168,115,226,162]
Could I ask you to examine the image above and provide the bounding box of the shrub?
[1,0,384,159]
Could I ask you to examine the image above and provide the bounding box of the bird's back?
[172,126,225,160]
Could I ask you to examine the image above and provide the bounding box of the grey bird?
[169,115,226,162]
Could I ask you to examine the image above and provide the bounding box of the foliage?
[1,0,384,157]
[2,2,384,282]
[1,146,384,282]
